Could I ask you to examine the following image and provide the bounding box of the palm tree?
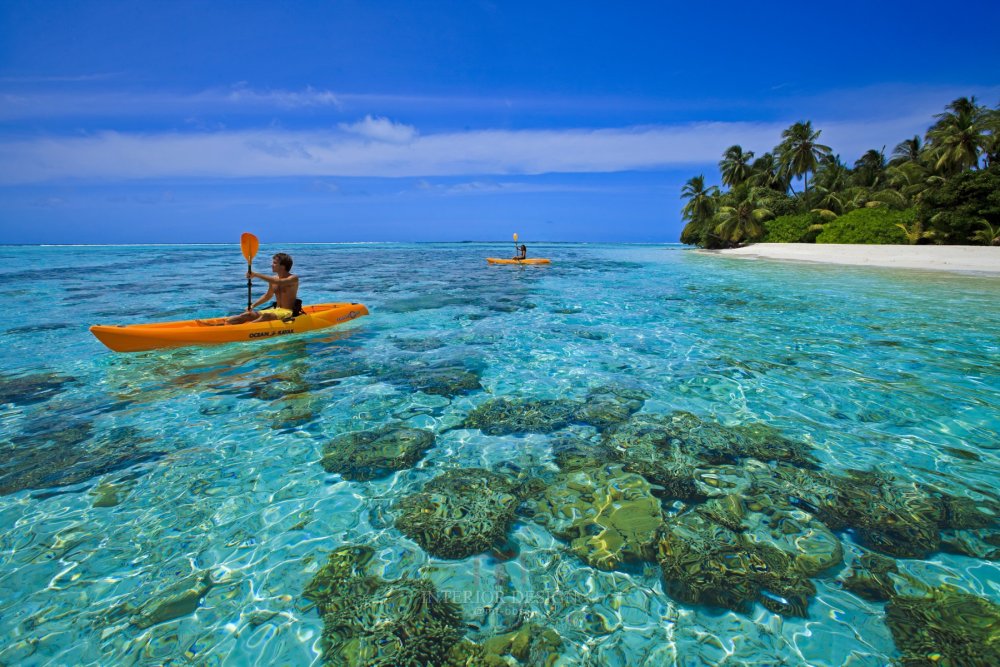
[890,135,923,165]
[679,175,718,245]
[885,161,931,205]
[714,187,774,246]
[719,145,755,188]
[926,96,988,174]
[895,220,935,245]
[813,154,850,192]
[776,121,832,193]
[982,105,1000,168]
[853,148,887,188]
[810,185,845,215]
[972,220,1000,246]
[747,152,788,192]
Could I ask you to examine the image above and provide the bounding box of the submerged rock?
[461,397,581,436]
[375,358,484,398]
[939,527,1000,560]
[90,479,132,508]
[241,369,312,401]
[389,336,446,352]
[270,391,323,430]
[322,424,435,481]
[1,425,161,496]
[130,570,214,629]
[573,385,650,431]
[885,586,1000,667]
[407,365,483,398]
[304,545,465,667]
[550,435,614,472]
[527,464,663,570]
[840,551,900,602]
[0,371,75,406]
[395,469,519,559]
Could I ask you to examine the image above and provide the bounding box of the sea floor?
[1,242,998,666]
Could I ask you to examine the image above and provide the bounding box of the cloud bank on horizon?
[0,107,965,185]
[1,1,998,243]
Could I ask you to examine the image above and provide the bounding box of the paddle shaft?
[246,260,252,311]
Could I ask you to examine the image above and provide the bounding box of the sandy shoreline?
[705,243,1000,275]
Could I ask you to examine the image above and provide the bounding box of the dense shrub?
[762,213,818,243]
[918,165,1000,244]
[815,207,913,244]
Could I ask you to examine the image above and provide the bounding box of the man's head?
[272,253,293,272]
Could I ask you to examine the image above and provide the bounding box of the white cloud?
[0,109,952,185]
[0,85,343,120]
[337,115,417,143]
[222,84,341,108]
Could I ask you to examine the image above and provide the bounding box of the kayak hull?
[90,303,369,353]
[486,258,551,265]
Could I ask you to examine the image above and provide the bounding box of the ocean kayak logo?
[336,310,362,322]
[248,328,295,339]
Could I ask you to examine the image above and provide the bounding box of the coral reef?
[304,545,465,666]
[885,586,1000,667]
[656,500,839,617]
[446,623,563,666]
[322,424,435,481]
[395,469,520,559]
[461,398,580,435]
[601,415,705,500]
[527,464,663,570]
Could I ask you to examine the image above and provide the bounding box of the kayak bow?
[90,302,369,352]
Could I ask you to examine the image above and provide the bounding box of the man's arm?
[249,272,298,287]
[249,284,276,309]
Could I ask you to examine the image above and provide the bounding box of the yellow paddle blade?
[240,232,259,262]
[513,233,518,242]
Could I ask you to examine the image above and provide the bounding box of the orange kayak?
[90,302,369,353]
[486,258,551,265]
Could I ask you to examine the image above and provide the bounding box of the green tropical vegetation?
[680,97,1000,248]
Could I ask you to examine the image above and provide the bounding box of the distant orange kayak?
[90,302,369,353]
[486,258,551,265]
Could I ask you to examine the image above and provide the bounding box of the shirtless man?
[226,252,299,324]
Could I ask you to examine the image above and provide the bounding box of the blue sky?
[1,1,998,244]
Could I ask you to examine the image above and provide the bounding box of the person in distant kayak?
[512,244,527,260]
[225,252,299,324]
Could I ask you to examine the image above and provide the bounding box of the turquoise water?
[1,242,998,665]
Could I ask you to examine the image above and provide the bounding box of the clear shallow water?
[0,242,998,666]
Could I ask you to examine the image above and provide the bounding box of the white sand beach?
[709,244,1000,275]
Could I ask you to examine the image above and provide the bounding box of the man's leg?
[226,311,257,325]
